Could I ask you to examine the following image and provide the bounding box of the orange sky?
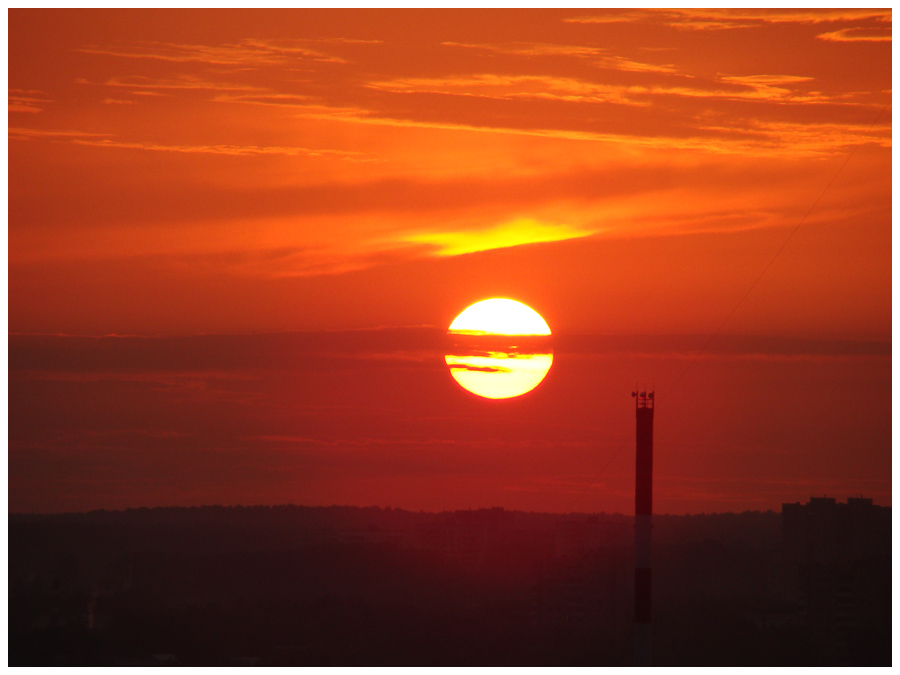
[8,9,892,514]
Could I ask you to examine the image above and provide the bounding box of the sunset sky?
[8,9,892,514]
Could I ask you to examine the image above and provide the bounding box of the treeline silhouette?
[9,504,889,666]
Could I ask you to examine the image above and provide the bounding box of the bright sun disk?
[448,298,551,336]
[446,298,552,399]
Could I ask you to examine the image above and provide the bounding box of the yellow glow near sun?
[407,218,593,257]
[448,298,551,336]
[446,299,553,399]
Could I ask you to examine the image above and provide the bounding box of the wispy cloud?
[367,70,842,106]
[9,126,367,160]
[366,73,641,106]
[69,137,366,159]
[565,8,892,30]
[9,89,53,114]
[444,43,679,74]
[675,8,892,25]
[595,55,677,74]
[401,218,595,257]
[294,101,887,157]
[99,74,267,94]
[563,12,646,26]
[211,92,312,107]
[442,41,605,58]
[695,119,892,153]
[719,74,815,86]
[86,74,312,107]
[78,38,352,66]
[716,74,820,101]
[817,27,892,42]
[8,127,106,141]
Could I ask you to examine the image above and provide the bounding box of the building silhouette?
[781,497,890,665]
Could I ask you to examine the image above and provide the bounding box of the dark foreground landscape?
[10,498,890,666]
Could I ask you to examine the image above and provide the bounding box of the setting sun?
[446,299,552,399]
[448,298,551,336]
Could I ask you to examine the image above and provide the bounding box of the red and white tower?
[632,389,654,666]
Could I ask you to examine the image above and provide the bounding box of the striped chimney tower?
[632,389,654,666]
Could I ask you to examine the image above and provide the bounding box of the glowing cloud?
[405,218,594,257]
[817,28,892,42]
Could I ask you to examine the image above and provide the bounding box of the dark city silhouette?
[9,498,889,666]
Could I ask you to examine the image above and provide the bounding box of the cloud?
[174,244,425,280]
[78,38,351,66]
[676,8,892,25]
[89,74,315,108]
[351,73,884,155]
[69,137,367,159]
[366,71,839,108]
[8,328,448,374]
[699,119,891,153]
[442,41,606,58]
[8,127,106,141]
[595,55,677,74]
[719,74,815,86]
[365,73,640,106]
[402,218,595,257]
[11,330,888,376]
[556,334,892,359]
[817,27,892,42]
[8,89,53,114]
[211,92,312,107]
[245,99,886,157]
[715,74,823,102]
[10,125,369,161]
[565,9,892,29]
[562,11,647,26]
[81,72,317,108]
[445,363,509,373]
[440,40,677,73]
[442,44,678,73]
[101,74,266,94]
[66,41,883,163]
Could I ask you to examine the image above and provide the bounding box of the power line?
[564,103,888,512]
[667,104,889,392]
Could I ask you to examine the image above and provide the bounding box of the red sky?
[8,9,892,513]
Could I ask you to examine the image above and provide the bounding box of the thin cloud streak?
[295,102,888,156]
[367,72,853,106]
[69,137,367,159]
[8,89,53,113]
[564,9,892,29]
[817,27,892,42]
[442,41,606,58]
[78,38,353,66]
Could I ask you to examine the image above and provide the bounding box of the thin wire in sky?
[563,103,889,513]
[667,103,890,393]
